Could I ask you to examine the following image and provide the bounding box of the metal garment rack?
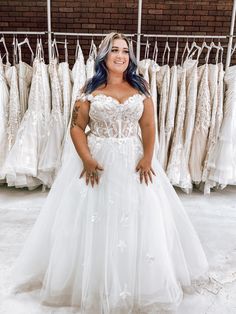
[1,0,236,67]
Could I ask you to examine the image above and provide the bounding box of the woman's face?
[105,38,130,74]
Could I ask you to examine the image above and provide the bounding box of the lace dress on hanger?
[3,41,51,189]
[148,60,160,154]
[201,55,220,183]
[207,65,236,188]
[189,50,211,184]
[16,45,33,117]
[0,56,10,181]
[165,63,178,167]
[178,55,199,191]
[86,40,97,80]
[61,42,86,165]
[5,60,21,150]
[156,64,170,169]
[13,92,208,313]
[166,65,187,186]
[38,57,64,188]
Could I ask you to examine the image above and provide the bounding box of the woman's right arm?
[70,99,103,186]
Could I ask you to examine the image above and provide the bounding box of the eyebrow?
[112,46,129,50]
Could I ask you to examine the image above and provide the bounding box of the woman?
[13,32,208,313]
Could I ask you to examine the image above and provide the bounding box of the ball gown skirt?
[12,94,208,313]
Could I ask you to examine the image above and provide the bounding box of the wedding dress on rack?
[156,42,171,170]
[12,92,208,313]
[5,39,21,150]
[164,42,178,166]
[0,54,10,181]
[189,43,211,183]
[166,60,187,186]
[3,39,51,189]
[17,38,33,117]
[206,64,236,188]
[202,44,224,187]
[86,39,97,80]
[38,41,64,188]
[58,39,72,132]
[177,44,201,191]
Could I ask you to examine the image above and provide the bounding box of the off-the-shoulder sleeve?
[75,93,93,102]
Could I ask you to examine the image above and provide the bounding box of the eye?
[111,48,118,52]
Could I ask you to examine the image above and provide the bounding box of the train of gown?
[12,93,208,313]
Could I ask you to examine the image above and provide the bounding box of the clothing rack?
[1,0,236,66]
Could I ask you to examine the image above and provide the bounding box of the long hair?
[83,32,150,96]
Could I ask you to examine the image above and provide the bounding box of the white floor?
[0,184,236,314]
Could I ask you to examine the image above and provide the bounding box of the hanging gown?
[156,64,170,169]
[164,64,178,166]
[58,61,72,132]
[148,60,159,154]
[166,65,187,186]
[5,63,21,150]
[86,41,97,81]
[138,59,151,84]
[189,61,211,183]
[61,43,86,165]
[0,56,10,180]
[3,43,51,189]
[178,57,199,191]
[207,65,236,188]
[12,92,208,313]
[201,63,219,183]
[16,46,33,117]
[37,57,64,188]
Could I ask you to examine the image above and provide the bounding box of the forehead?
[112,38,129,49]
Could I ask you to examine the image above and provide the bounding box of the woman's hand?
[136,157,156,185]
[80,158,104,187]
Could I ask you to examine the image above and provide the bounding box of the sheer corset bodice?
[82,93,145,138]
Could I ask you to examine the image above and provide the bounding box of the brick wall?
[0,0,235,66]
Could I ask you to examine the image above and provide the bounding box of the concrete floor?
[0,184,236,314]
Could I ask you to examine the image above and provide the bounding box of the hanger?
[152,39,158,63]
[173,38,179,66]
[210,39,223,64]
[199,39,212,64]
[144,38,150,59]
[18,35,34,64]
[12,35,18,65]
[36,36,44,61]
[181,38,190,66]
[186,39,202,60]
[64,37,68,63]
[162,37,170,65]
[51,37,59,60]
[88,38,97,59]
[0,35,10,65]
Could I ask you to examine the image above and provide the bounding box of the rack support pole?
[47,0,52,62]
[136,0,142,63]
[226,0,236,69]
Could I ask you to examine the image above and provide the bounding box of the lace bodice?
[81,93,145,138]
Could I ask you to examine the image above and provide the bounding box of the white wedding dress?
[13,93,208,313]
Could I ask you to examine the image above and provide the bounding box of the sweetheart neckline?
[89,93,143,105]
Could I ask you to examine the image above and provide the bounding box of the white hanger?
[199,39,212,64]
[18,35,34,64]
[210,39,223,64]
[173,39,179,66]
[181,38,190,66]
[0,35,10,65]
[144,38,150,59]
[152,40,158,63]
[162,37,170,65]
[186,39,202,60]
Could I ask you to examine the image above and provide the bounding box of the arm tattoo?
[70,103,80,129]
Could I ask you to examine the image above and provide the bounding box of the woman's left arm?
[136,96,156,185]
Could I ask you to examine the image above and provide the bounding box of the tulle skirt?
[12,133,208,313]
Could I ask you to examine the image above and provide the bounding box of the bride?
[12,32,208,313]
